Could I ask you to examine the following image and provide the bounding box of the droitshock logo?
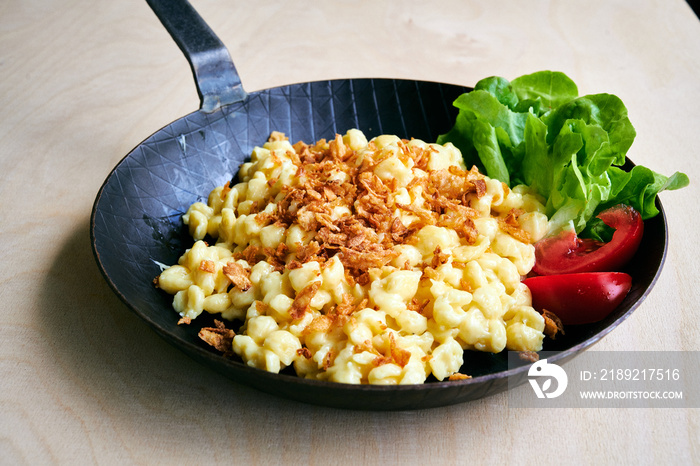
[528,359,568,399]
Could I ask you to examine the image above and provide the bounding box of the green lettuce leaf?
[438,70,689,236]
[510,71,579,113]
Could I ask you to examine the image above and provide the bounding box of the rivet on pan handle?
[146,0,247,113]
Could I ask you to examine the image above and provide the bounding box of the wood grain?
[1,0,699,463]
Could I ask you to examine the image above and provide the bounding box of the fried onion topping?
[237,134,494,284]
[198,320,236,356]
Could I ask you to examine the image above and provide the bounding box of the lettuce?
[437,71,689,235]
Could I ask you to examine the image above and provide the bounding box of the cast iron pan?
[90,0,667,410]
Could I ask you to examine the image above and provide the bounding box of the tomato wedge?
[532,204,643,275]
[523,272,632,325]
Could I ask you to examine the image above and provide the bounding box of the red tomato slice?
[523,272,633,325]
[532,204,643,275]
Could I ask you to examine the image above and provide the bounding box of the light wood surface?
[2,0,699,464]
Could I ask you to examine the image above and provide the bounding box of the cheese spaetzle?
[156,129,549,384]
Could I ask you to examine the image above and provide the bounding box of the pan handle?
[146,0,247,112]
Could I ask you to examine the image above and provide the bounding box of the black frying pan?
[90,0,667,410]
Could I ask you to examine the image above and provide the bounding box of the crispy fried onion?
[499,208,531,244]
[198,320,236,356]
[541,309,565,340]
[238,133,492,284]
[222,261,252,291]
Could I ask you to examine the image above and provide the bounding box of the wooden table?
[2,0,699,463]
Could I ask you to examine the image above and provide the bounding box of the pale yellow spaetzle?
[156,129,550,384]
